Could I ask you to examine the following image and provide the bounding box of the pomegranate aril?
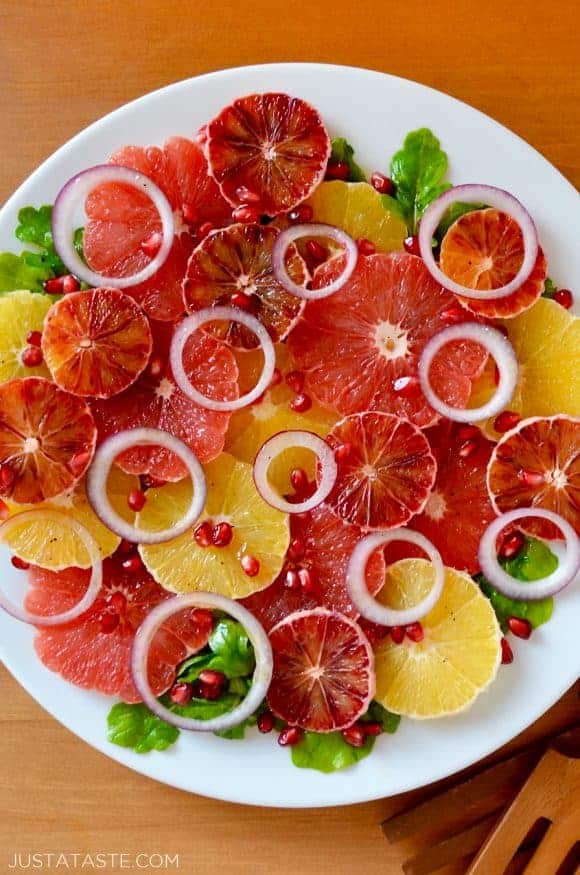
[278,726,303,746]
[305,239,327,263]
[121,555,143,574]
[493,410,521,433]
[341,724,366,748]
[500,637,514,664]
[181,203,198,225]
[100,611,120,634]
[107,591,127,612]
[553,288,573,309]
[232,205,261,223]
[508,616,532,639]
[284,569,301,590]
[403,235,421,256]
[285,370,305,393]
[11,556,30,570]
[493,364,501,386]
[43,277,65,295]
[241,554,260,577]
[357,238,376,256]
[21,346,43,368]
[458,438,478,459]
[26,330,42,347]
[325,161,350,181]
[169,682,193,705]
[517,468,545,488]
[127,489,147,512]
[196,221,215,239]
[390,626,405,644]
[405,621,424,642]
[298,567,316,594]
[362,721,382,737]
[194,680,223,700]
[334,442,352,462]
[290,392,312,413]
[61,275,80,294]
[211,521,233,547]
[199,669,226,688]
[287,537,306,561]
[140,473,167,490]
[290,468,309,493]
[194,521,214,548]
[230,291,254,310]
[499,530,526,560]
[117,538,135,555]
[457,425,480,442]
[67,450,92,476]
[287,203,313,224]
[235,185,260,204]
[140,231,162,258]
[257,710,275,733]
[371,172,395,195]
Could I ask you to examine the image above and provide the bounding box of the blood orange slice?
[205,93,330,216]
[83,137,232,321]
[42,289,152,398]
[440,209,547,319]
[183,223,306,346]
[241,503,385,630]
[26,550,212,702]
[0,377,96,503]
[324,412,437,530]
[267,608,375,732]
[288,253,488,428]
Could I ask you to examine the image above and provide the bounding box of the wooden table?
[0,2,578,872]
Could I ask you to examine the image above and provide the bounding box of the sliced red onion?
[272,223,358,300]
[0,511,102,625]
[419,184,538,300]
[419,323,518,423]
[132,592,273,732]
[347,529,445,626]
[87,428,206,544]
[478,508,579,600]
[52,164,174,288]
[171,307,275,411]
[253,430,337,514]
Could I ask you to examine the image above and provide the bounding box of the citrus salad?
[0,92,578,775]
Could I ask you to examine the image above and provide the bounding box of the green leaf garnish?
[435,201,486,240]
[362,700,401,734]
[106,702,179,754]
[291,730,375,773]
[390,128,451,233]
[542,277,558,299]
[179,619,255,682]
[0,252,51,294]
[15,205,66,276]
[330,137,366,182]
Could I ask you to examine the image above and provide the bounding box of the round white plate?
[0,63,578,808]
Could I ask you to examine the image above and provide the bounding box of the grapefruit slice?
[241,503,385,630]
[91,320,238,480]
[182,223,306,346]
[0,377,96,504]
[0,290,52,381]
[205,93,330,216]
[288,253,489,428]
[374,559,501,718]
[42,289,152,398]
[83,137,232,321]
[325,412,437,530]
[266,608,375,732]
[26,551,212,702]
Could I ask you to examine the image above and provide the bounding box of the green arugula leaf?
[291,731,375,773]
[362,700,401,734]
[107,702,179,754]
[542,277,558,299]
[390,128,450,233]
[330,137,366,182]
[208,619,256,678]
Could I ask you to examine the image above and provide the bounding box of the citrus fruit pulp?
[288,253,489,428]
[0,377,96,504]
[374,559,501,718]
[42,288,152,398]
[205,92,331,216]
[267,608,375,731]
[324,412,437,530]
[0,290,52,381]
[26,551,212,702]
[138,453,289,598]
[241,503,385,630]
[83,137,232,321]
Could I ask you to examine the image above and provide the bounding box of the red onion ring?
[419,323,518,423]
[170,307,275,411]
[478,508,579,600]
[272,223,358,300]
[0,511,102,625]
[418,184,538,300]
[131,592,273,732]
[52,164,174,288]
[86,428,206,544]
[346,529,445,626]
[253,430,337,514]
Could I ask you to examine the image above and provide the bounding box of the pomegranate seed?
[298,567,316,594]
[195,680,223,700]
[61,275,80,294]
[235,185,260,204]
[232,205,260,223]
[67,450,92,476]
[500,637,514,664]
[390,626,405,644]
[196,221,214,239]
[0,499,9,521]
[362,721,383,736]
[194,520,213,548]
[287,204,313,224]
[100,611,120,634]
[493,410,521,433]
[270,367,283,388]
[499,530,526,560]
[121,555,143,574]
[370,172,395,196]
[278,726,303,746]
[325,161,350,181]
[517,468,545,488]
[341,724,366,748]
[140,473,166,490]
[127,489,147,512]
[290,468,308,492]
[241,554,260,577]
[43,276,65,295]
[357,238,376,256]
[230,291,254,310]
[290,392,312,413]
[199,669,226,688]
[405,621,424,642]
[181,203,198,225]
[439,306,465,325]
[26,330,42,347]
[169,682,193,705]
[107,591,127,612]
[257,710,275,733]
[140,231,162,258]
[285,370,305,393]
[117,539,135,555]
[11,556,30,570]
[403,235,421,256]
[458,438,478,459]
[554,288,573,309]
[284,569,301,590]
[212,521,233,547]
[393,375,418,396]
[305,239,327,263]
[21,346,43,368]
[508,616,532,639]
[495,324,509,337]
[334,442,352,462]
[287,537,306,561]
[493,364,501,386]
[0,464,15,493]
[457,425,479,442]
[148,355,164,378]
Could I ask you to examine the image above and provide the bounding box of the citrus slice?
[183,223,306,346]
[325,412,437,530]
[138,453,289,598]
[374,559,501,718]
[26,551,213,702]
[0,377,96,504]
[0,290,52,381]
[487,415,580,534]
[241,503,385,630]
[3,468,138,569]
[83,137,232,321]
[205,93,330,216]
[42,288,152,398]
[306,180,407,253]
[266,608,375,732]
[288,253,489,428]
[91,320,238,480]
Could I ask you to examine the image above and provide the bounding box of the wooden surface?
[0,2,579,873]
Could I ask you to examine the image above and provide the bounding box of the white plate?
[0,63,578,808]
